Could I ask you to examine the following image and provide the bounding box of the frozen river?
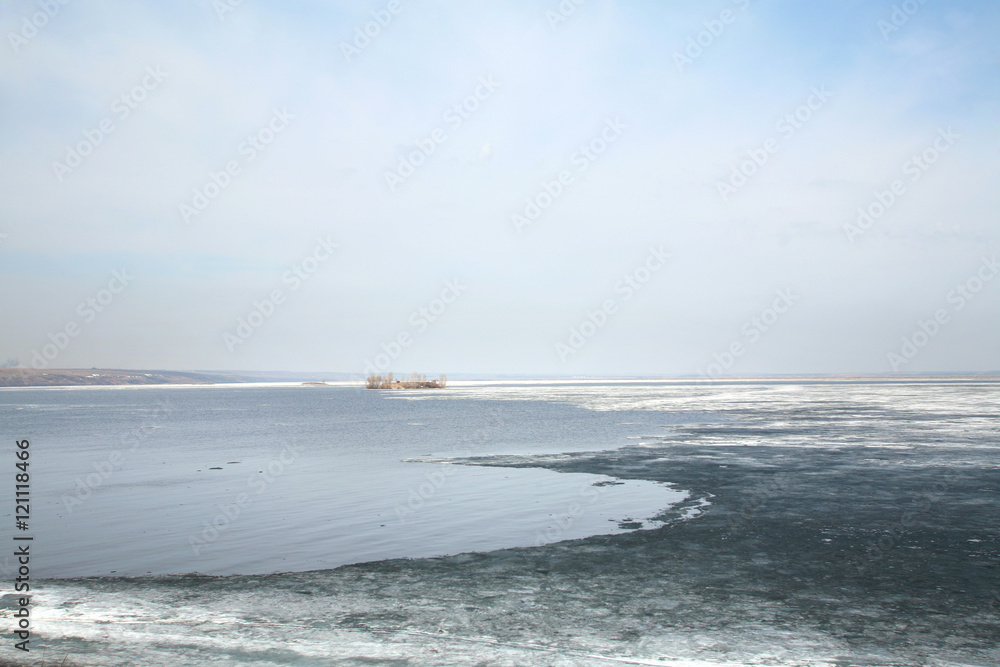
[1,379,998,666]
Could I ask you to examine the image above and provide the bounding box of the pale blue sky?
[1,0,998,376]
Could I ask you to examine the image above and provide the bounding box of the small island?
[365,372,447,390]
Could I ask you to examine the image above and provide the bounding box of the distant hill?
[0,369,362,387]
[3,369,997,388]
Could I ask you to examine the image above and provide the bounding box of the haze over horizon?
[2,0,998,377]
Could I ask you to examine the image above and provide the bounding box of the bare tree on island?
[364,372,446,390]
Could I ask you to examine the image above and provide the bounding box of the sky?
[0,0,998,377]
